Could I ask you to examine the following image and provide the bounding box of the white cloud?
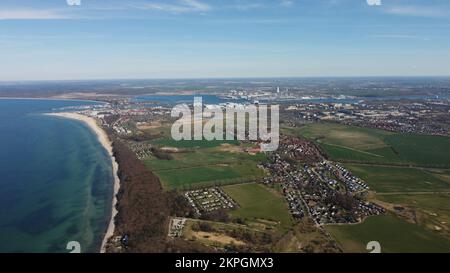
[182,0,210,11]
[140,0,211,13]
[0,10,68,20]
[369,34,430,41]
[385,5,450,17]
[280,0,294,7]
[232,3,263,11]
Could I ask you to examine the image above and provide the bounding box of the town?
[261,136,384,225]
[45,80,450,253]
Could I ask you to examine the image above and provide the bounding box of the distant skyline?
[1,0,450,81]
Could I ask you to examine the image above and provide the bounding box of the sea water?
[0,99,113,253]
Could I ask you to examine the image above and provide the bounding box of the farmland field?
[143,142,268,189]
[222,183,293,232]
[156,164,265,189]
[151,138,239,148]
[144,147,267,171]
[377,194,450,240]
[292,123,450,167]
[384,134,450,167]
[326,214,450,253]
[345,164,450,193]
[290,123,390,150]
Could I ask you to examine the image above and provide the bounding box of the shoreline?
[45,112,120,253]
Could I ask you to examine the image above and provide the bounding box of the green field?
[156,164,264,189]
[326,214,450,253]
[289,123,390,150]
[378,194,450,239]
[222,183,293,231]
[345,164,450,193]
[143,142,268,189]
[291,123,450,167]
[144,148,267,171]
[384,134,450,166]
[151,138,239,148]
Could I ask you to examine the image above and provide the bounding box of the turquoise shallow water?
[0,99,113,253]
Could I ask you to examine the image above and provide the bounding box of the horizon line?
[1,75,450,84]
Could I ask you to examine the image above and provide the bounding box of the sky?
[0,0,449,81]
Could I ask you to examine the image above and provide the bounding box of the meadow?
[182,219,267,249]
[292,123,450,167]
[377,194,450,240]
[144,146,267,170]
[143,139,268,189]
[155,164,264,189]
[222,183,293,232]
[345,164,450,193]
[326,214,450,253]
[384,134,450,167]
[151,138,239,149]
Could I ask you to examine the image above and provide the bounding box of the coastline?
[45,112,120,253]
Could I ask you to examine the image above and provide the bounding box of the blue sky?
[0,0,449,80]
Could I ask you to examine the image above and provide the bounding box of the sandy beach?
[46,112,120,253]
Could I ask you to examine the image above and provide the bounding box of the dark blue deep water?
[0,99,113,253]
